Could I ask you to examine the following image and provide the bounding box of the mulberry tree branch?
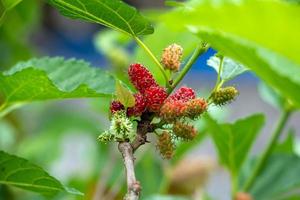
[118,142,141,200]
[119,113,153,200]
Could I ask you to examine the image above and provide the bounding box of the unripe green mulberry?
[97,131,114,143]
[157,131,175,159]
[173,121,197,140]
[98,111,135,143]
[212,86,238,106]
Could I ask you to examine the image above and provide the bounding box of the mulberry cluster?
[158,86,207,146]
[101,45,239,163]
[110,63,168,117]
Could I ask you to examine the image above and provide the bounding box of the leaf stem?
[243,109,292,191]
[0,102,25,118]
[134,36,169,87]
[208,56,224,101]
[231,174,238,199]
[170,42,209,93]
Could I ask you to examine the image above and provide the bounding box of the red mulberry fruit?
[144,86,168,112]
[128,63,158,93]
[110,100,124,114]
[169,86,196,102]
[127,93,147,117]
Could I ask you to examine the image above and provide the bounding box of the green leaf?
[206,114,265,175]
[0,151,82,196]
[133,23,199,85]
[0,0,39,69]
[0,0,23,25]
[197,30,300,108]
[258,81,285,110]
[249,154,300,199]
[207,55,248,81]
[163,0,300,65]
[1,0,22,10]
[0,57,115,116]
[162,0,300,107]
[274,129,296,155]
[48,0,154,36]
[115,81,135,107]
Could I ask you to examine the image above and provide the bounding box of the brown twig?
[118,142,141,200]
[118,113,154,200]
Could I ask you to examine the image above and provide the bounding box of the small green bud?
[97,131,114,143]
[98,111,136,143]
[212,86,239,106]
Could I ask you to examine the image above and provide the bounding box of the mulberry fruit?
[110,100,124,114]
[173,121,197,140]
[169,86,196,102]
[144,86,168,112]
[160,100,187,122]
[185,98,207,119]
[127,93,147,117]
[128,63,158,93]
[161,43,183,71]
[157,131,174,159]
[212,86,238,106]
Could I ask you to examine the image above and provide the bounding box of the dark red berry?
[110,100,124,114]
[128,63,158,93]
[144,86,168,112]
[127,93,147,117]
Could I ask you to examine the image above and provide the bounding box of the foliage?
[206,114,265,176]
[0,151,82,196]
[1,0,299,199]
[48,0,154,36]
[162,0,300,108]
[0,0,40,69]
[0,57,115,116]
[207,55,248,82]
